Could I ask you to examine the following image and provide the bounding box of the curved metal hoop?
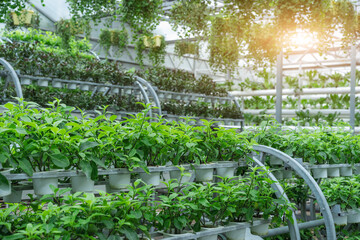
[134,81,152,118]
[0,58,23,99]
[253,145,336,240]
[251,155,301,240]
[135,76,162,115]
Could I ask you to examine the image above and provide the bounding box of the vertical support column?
[298,64,303,112]
[276,49,283,123]
[350,44,356,130]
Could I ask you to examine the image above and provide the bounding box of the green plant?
[99,28,128,56]
[174,41,199,56]
[56,18,89,49]
[321,177,360,211]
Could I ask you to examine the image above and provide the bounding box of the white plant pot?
[111,87,120,94]
[68,83,77,90]
[108,173,131,189]
[124,89,132,95]
[79,84,90,91]
[139,172,161,186]
[347,210,360,224]
[216,167,235,178]
[332,213,347,226]
[21,78,32,85]
[269,156,283,166]
[340,167,353,177]
[98,86,107,92]
[251,221,270,236]
[52,81,62,88]
[197,228,218,240]
[327,167,340,178]
[224,222,248,240]
[195,168,214,182]
[160,231,190,237]
[71,175,94,193]
[169,169,194,183]
[37,79,49,87]
[33,177,58,196]
[312,168,327,179]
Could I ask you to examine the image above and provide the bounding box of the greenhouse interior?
[3,0,360,239]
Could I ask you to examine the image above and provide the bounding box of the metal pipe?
[231,86,360,97]
[276,49,283,123]
[264,219,325,237]
[0,58,23,99]
[350,44,356,130]
[135,76,162,115]
[135,81,152,118]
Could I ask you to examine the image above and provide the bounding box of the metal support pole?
[135,76,162,115]
[264,219,325,237]
[252,145,336,240]
[350,44,356,130]
[276,49,283,123]
[0,58,23,99]
[252,154,300,240]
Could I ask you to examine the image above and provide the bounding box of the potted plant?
[321,177,360,225]
[155,179,197,236]
[0,100,72,196]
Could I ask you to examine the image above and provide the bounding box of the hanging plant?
[174,41,199,56]
[148,35,166,66]
[56,18,90,49]
[136,35,166,67]
[65,0,117,26]
[208,16,241,73]
[99,28,128,56]
[246,23,280,67]
[169,0,212,38]
[5,9,40,30]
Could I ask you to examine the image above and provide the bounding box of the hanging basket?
[11,10,34,25]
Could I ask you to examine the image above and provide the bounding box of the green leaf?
[45,117,53,124]
[19,158,33,176]
[3,234,25,240]
[80,141,99,151]
[15,127,27,134]
[0,173,10,196]
[50,153,70,168]
[89,156,106,168]
[0,152,9,163]
[79,161,92,179]
[110,115,117,121]
[120,227,138,240]
[130,209,142,219]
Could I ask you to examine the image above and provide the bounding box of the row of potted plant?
[243,124,360,166]
[3,28,91,52]
[0,41,134,85]
[0,169,295,239]
[136,67,228,97]
[161,100,243,119]
[239,69,359,91]
[320,176,360,226]
[243,94,360,111]
[0,100,251,195]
